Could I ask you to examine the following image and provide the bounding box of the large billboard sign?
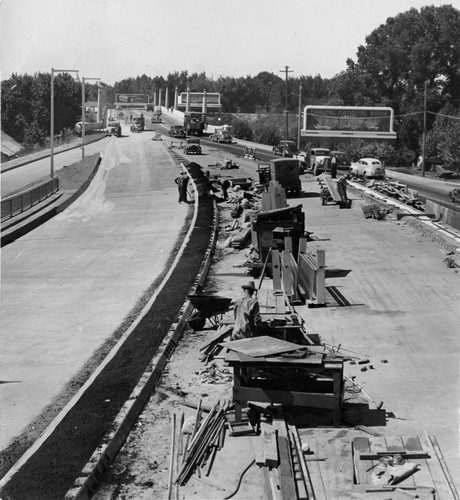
[302,106,396,142]
[115,94,149,104]
[178,92,221,108]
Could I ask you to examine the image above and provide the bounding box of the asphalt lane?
[1,137,112,197]
[0,125,188,450]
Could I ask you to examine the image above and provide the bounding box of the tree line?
[2,4,459,164]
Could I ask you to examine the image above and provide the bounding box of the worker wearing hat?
[231,281,262,341]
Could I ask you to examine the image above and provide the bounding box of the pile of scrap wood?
[254,416,318,500]
[168,399,231,496]
[200,324,233,364]
[360,203,390,220]
[373,181,425,211]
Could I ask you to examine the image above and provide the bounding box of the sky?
[1,0,458,85]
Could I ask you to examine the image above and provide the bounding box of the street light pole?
[421,81,428,178]
[81,77,101,160]
[297,82,302,152]
[50,68,79,178]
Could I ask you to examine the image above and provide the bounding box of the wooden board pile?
[253,416,318,500]
[199,324,233,364]
[168,399,231,498]
[373,181,425,211]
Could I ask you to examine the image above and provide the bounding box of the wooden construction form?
[297,429,459,500]
[224,349,344,426]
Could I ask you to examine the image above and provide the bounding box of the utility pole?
[422,81,427,177]
[280,66,293,140]
[297,82,302,151]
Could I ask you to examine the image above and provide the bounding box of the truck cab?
[258,159,302,195]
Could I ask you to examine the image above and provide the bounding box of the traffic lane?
[386,169,460,204]
[0,132,188,449]
[1,135,112,197]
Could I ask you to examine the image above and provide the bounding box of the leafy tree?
[424,104,460,167]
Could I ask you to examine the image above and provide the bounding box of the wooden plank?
[401,436,434,488]
[419,434,455,499]
[426,434,460,500]
[272,249,282,291]
[306,437,328,499]
[277,433,298,500]
[221,335,304,357]
[289,425,316,500]
[254,435,265,466]
[353,437,372,485]
[386,436,416,487]
[261,422,278,467]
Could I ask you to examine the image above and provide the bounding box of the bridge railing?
[1,177,60,222]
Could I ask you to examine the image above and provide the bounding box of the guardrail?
[1,177,59,222]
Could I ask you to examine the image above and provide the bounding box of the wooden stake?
[167,413,176,500]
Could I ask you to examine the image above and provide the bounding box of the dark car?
[272,140,297,157]
[331,151,351,168]
[169,125,186,138]
[183,138,201,155]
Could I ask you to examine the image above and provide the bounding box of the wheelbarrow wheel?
[188,312,206,330]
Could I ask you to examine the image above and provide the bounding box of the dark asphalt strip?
[2,197,214,500]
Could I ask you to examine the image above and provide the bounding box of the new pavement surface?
[0,127,189,451]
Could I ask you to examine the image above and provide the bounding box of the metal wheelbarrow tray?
[187,294,233,330]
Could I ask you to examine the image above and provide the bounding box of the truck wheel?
[313,165,319,176]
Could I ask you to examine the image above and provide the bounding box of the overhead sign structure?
[302,106,397,142]
[178,92,221,109]
[115,94,149,104]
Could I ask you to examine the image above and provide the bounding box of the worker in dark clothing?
[221,179,231,200]
[331,154,338,179]
[231,281,262,341]
[336,174,349,203]
[175,172,189,203]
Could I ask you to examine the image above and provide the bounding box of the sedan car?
[272,140,297,157]
[351,158,385,178]
[183,138,201,155]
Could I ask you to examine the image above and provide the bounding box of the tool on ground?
[345,375,384,410]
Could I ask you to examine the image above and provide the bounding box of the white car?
[351,158,385,178]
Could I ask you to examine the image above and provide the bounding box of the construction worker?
[331,154,338,179]
[336,173,350,203]
[221,179,231,200]
[175,172,189,203]
[231,281,262,341]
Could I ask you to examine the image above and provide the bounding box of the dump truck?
[184,112,206,136]
[258,158,302,195]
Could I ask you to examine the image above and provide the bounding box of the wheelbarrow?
[187,294,233,330]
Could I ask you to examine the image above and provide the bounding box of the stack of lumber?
[254,417,317,500]
[199,324,233,364]
[173,399,231,488]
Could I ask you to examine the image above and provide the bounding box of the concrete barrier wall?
[426,199,460,231]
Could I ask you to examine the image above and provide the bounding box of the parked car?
[183,138,201,155]
[169,125,186,138]
[307,148,331,175]
[272,140,297,157]
[331,151,351,168]
[351,158,385,178]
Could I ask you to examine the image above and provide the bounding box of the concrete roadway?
[1,137,112,197]
[0,124,188,450]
